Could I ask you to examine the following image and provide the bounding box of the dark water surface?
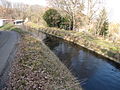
[44,37,120,90]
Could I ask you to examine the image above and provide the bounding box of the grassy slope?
[0,24,25,33]
[0,24,14,30]
[0,24,81,90]
[27,22,120,63]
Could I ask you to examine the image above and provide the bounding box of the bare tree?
[10,3,31,20]
[0,0,14,18]
[1,0,12,8]
[95,8,108,36]
[47,0,105,31]
[47,0,85,30]
[86,0,103,24]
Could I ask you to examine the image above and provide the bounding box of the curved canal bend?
[43,35,120,90]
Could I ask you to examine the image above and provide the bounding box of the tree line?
[43,0,109,37]
[0,0,46,26]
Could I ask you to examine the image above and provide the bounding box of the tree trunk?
[72,12,76,31]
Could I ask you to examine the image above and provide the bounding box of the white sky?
[6,0,120,23]
[105,0,120,23]
[7,0,47,6]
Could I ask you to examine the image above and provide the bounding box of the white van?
[14,20,24,25]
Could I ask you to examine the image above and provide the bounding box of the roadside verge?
[7,28,81,90]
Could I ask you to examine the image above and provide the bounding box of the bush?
[60,17,71,30]
[43,9,62,28]
[100,20,109,36]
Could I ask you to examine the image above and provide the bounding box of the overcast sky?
[6,0,120,23]
[105,0,120,23]
[7,0,47,6]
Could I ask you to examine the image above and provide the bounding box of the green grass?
[0,24,27,34]
[74,31,120,52]
[0,23,14,30]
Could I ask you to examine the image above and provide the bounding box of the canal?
[43,35,120,90]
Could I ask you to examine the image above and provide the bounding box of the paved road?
[0,31,19,89]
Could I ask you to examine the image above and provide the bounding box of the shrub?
[43,9,62,28]
[60,17,70,30]
[100,20,109,36]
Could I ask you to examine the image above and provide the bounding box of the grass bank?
[0,24,81,90]
[26,22,120,64]
[0,24,25,34]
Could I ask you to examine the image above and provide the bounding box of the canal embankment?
[1,25,81,90]
[26,22,120,64]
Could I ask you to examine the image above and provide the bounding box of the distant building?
[0,19,7,26]
[0,19,27,26]
[0,19,14,26]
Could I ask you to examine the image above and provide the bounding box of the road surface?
[0,31,20,89]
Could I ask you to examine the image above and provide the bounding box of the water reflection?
[44,37,120,90]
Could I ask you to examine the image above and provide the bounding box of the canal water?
[44,36,120,90]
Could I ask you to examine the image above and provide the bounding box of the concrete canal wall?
[26,25,120,64]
